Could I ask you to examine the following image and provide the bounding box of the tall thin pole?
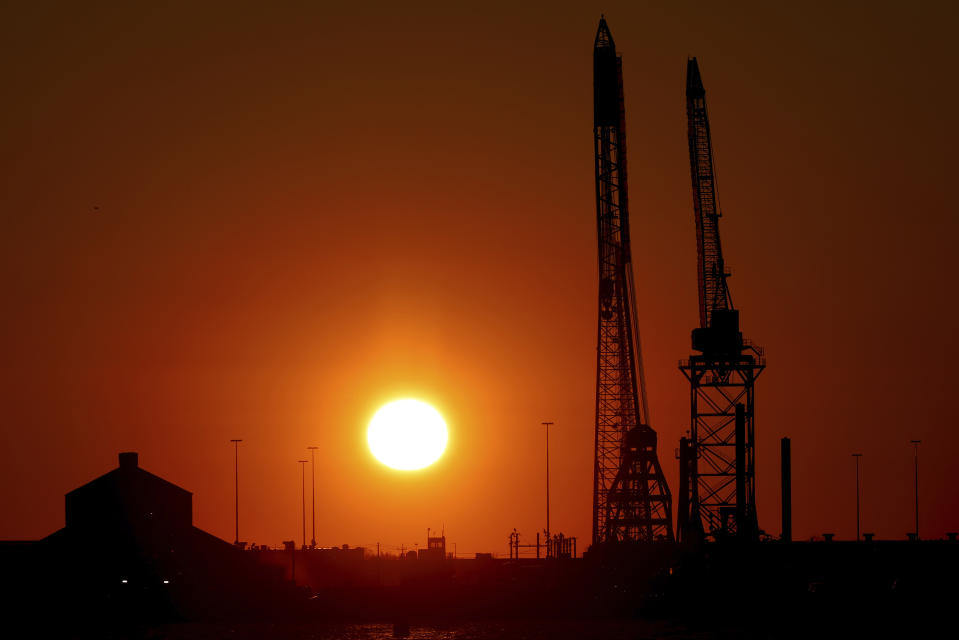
[307,446,318,548]
[542,421,553,552]
[780,437,792,542]
[910,440,921,539]
[852,453,862,541]
[230,439,242,545]
[298,460,308,549]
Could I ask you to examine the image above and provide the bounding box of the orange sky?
[1,1,957,553]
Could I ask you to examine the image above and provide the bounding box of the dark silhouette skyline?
[2,449,955,634]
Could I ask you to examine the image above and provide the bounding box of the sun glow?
[367,399,448,470]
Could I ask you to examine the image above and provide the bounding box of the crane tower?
[678,58,765,542]
[591,18,673,546]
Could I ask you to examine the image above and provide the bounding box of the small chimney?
[119,452,138,469]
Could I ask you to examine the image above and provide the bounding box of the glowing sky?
[0,1,956,553]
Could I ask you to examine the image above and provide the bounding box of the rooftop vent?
[119,452,138,469]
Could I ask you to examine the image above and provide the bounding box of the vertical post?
[230,439,242,545]
[542,421,553,553]
[780,437,791,542]
[298,460,308,549]
[307,446,318,548]
[910,440,921,539]
[677,437,690,541]
[536,531,540,559]
[852,453,862,541]
[735,404,746,536]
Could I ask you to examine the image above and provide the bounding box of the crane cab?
[692,309,743,356]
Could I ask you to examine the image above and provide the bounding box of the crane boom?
[687,57,733,331]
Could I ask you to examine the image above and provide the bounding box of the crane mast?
[591,18,673,547]
[678,58,764,542]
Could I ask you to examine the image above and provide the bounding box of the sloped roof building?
[64,452,192,533]
[3,452,297,624]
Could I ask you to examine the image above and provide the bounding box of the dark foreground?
[21,616,949,640]
[5,539,958,638]
[37,620,697,640]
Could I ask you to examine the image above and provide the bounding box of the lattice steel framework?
[677,58,764,542]
[679,351,764,539]
[591,18,673,546]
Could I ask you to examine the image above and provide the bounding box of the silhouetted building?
[1,452,298,625]
[418,534,446,561]
[64,451,191,532]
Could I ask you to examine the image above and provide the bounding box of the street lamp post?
[307,446,318,549]
[852,453,862,541]
[542,421,554,555]
[230,439,242,545]
[910,440,921,539]
[298,460,308,549]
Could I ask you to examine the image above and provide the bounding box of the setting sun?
[367,399,448,470]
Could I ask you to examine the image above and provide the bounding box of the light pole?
[230,439,242,545]
[542,421,554,553]
[298,460,308,549]
[910,440,921,539]
[307,446,318,548]
[852,453,862,541]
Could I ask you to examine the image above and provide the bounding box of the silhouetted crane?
[678,58,765,542]
[591,18,673,546]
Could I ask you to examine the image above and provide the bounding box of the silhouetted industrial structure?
[677,58,765,542]
[508,529,577,560]
[591,17,673,546]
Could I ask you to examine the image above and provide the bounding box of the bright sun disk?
[367,399,448,470]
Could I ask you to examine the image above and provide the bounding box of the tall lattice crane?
[678,58,765,542]
[591,18,673,546]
